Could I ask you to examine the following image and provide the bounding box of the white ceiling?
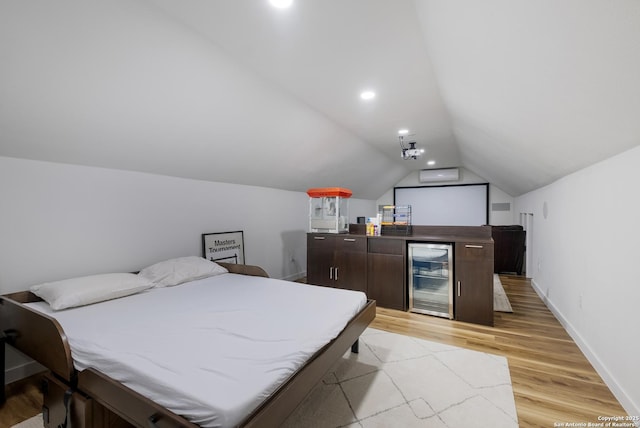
[1,0,639,198]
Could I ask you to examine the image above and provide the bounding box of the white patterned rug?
[283,327,518,427]
[494,274,514,313]
[13,328,518,428]
[11,415,42,428]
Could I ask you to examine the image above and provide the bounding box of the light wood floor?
[0,373,43,428]
[1,275,627,427]
[371,274,627,427]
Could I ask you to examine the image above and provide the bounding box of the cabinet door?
[367,253,405,310]
[335,236,367,292]
[454,242,494,326]
[367,238,406,310]
[307,234,335,286]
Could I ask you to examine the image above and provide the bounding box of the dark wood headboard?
[218,262,269,278]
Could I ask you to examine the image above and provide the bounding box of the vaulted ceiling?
[1,0,639,199]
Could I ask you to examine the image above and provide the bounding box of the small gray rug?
[494,274,514,313]
[13,329,519,428]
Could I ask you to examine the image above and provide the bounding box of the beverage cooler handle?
[457,281,461,297]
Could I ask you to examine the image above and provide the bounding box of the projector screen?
[394,184,489,226]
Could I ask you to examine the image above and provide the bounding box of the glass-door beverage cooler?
[408,242,454,319]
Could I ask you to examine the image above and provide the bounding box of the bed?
[0,260,375,428]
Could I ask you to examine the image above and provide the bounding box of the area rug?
[12,328,518,428]
[282,327,518,427]
[11,415,42,428]
[494,274,514,313]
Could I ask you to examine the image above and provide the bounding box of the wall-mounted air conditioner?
[419,168,460,183]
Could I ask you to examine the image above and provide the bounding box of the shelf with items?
[412,259,449,278]
[378,205,412,235]
[412,276,449,295]
[412,277,450,315]
[411,298,450,315]
[412,273,448,280]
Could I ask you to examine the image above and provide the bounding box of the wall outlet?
[579,294,583,309]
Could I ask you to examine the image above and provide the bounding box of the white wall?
[514,145,640,417]
[0,154,379,290]
[0,156,312,295]
[377,168,516,225]
[349,198,377,223]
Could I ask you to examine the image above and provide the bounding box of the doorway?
[519,213,533,278]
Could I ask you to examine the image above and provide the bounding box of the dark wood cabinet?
[307,234,367,292]
[454,242,494,326]
[307,235,335,287]
[307,226,494,326]
[367,238,406,310]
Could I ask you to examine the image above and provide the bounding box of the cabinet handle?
[329,267,333,280]
[335,267,339,281]
[314,236,326,240]
[465,244,484,249]
[343,238,356,242]
[457,281,461,297]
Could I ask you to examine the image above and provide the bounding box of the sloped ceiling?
[1,0,639,198]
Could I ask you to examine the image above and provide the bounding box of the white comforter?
[27,273,367,427]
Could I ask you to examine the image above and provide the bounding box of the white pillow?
[30,273,153,311]
[137,256,228,287]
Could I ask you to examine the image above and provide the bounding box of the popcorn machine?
[307,187,352,233]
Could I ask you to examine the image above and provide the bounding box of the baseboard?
[280,270,306,282]
[4,346,46,385]
[531,278,555,308]
[531,279,640,420]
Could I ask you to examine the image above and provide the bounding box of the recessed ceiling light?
[398,129,409,135]
[427,160,436,166]
[360,90,376,100]
[269,0,293,9]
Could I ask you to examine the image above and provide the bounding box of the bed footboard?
[78,369,198,428]
[241,299,376,427]
[0,292,75,382]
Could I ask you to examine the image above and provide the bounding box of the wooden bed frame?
[0,263,376,427]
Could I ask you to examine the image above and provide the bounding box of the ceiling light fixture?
[398,129,409,135]
[360,90,376,100]
[399,135,424,160]
[427,160,436,166]
[269,0,293,9]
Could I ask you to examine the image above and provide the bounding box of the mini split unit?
[419,168,460,183]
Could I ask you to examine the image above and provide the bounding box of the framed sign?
[202,231,245,264]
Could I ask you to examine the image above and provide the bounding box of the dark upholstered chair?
[491,225,526,275]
